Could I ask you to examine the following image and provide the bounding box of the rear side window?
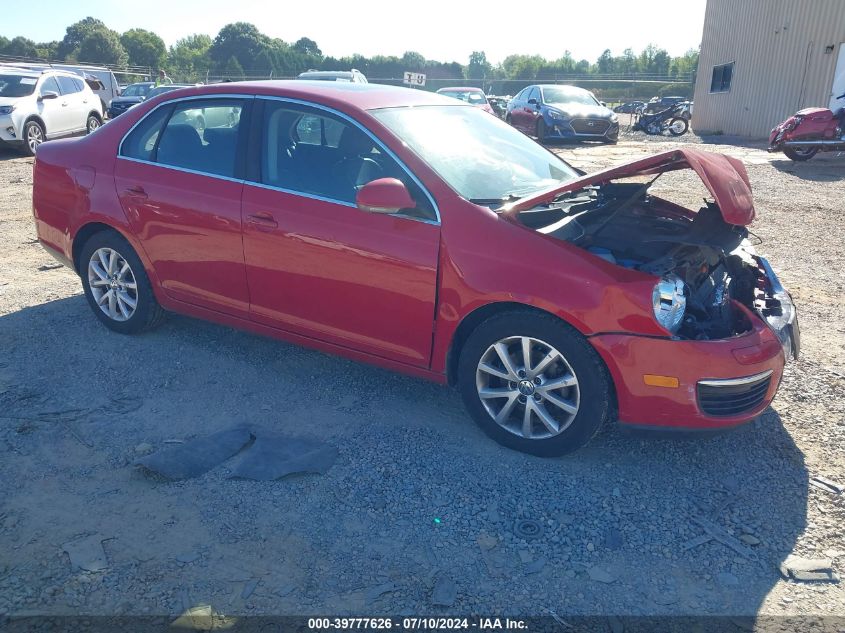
[121,99,245,178]
[120,106,172,162]
[56,76,82,95]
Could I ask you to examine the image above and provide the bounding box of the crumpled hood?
[508,148,755,226]
[546,102,613,119]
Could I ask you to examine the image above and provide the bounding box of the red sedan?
[32,81,798,456]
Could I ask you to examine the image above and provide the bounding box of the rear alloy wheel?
[783,146,818,161]
[80,231,165,334]
[86,114,101,134]
[23,120,45,156]
[668,117,688,136]
[458,311,612,456]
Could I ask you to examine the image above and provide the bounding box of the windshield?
[439,90,487,105]
[372,105,577,203]
[0,75,37,98]
[541,87,598,107]
[122,83,151,97]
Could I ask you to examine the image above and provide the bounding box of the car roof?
[146,80,456,111]
[437,87,484,92]
[535,84,588,92]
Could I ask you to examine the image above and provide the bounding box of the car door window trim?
[117,92,440,226]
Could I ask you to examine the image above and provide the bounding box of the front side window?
[259,100,433,217]
[56,76,82,95]
[120,99,244,178]
[710,63,734,93]
[122,83,152,97]
[0,75,37,98]
[39,77,61,97]
[372,104,578,203]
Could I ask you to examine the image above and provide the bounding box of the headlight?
[547,109,567,121]
[0,105,15,116]
[652,275,687,334]
[609,113,618,123]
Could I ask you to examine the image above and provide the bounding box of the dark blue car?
[506,84,618,143]
[107,82,154,118]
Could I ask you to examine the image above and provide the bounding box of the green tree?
[57,17,107,59]
[293,37,321,58]
[223,55,245,79]
[596,49,614,74]
[35,41,60,60]
[77,29,128,65]
[168,34,212,81]
[209,22,269,73]
[121,28,166,69]
[4,36,38,58]
[401,51,426,71]
[466,51,491,80]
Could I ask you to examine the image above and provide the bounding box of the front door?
[38,76,73,136]
[831,43,845,111]
[241,99,440,367]
[114,97,252,318]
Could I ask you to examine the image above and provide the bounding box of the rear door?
[831,43,845,110]
[114,97,252,318]
[55,75,87,133]
[35,76,69,136]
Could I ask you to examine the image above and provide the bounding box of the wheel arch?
[23,114,46,136]
[88,110,103,122]
[445,301,598,387]
[72,222,129,274]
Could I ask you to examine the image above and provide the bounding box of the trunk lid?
[508,148,755,226]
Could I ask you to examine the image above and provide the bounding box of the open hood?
[509,148,755,226]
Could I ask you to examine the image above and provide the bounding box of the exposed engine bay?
[516,181,770,341]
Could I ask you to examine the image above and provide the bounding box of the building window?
[710,63,734,93]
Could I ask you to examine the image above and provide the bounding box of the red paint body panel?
[510,148,755,226]
[114,160,250,319]
[591,305,784,428]
[241,183,439,365]
[30,81,790,434]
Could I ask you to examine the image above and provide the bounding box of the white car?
[0,68,104,156]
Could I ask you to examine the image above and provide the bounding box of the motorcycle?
[768,92,845,161]
[631,103,689,136]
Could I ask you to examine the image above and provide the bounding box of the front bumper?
[590,259,797,430]
[547,118,619,142]
[0,114,20,143]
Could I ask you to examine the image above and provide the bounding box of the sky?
[2,0,707,65]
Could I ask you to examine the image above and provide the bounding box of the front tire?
[536,119,547,143]
[783,147,818,161]
[458,311,613,457]
[80,231,165,334]
[23,120,45,156]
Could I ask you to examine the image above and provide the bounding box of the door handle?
[123,186,148,200]
[61,102,68,107]
[246,212,278,229]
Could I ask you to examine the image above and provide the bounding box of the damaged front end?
[507,149,799,359]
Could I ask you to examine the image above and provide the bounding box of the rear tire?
[79,231,165,334]
[783,147,818,161]
[668,117,688,136]
[86,113,102,134]
[457,311,613,457]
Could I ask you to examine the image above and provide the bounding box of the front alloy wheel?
[24,121,44,155]
[458,311,612,456]
[88,248,138,322]
[87,115,101,133]
[476,336,580,439]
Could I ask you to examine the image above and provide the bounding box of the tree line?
[0,17,698,85]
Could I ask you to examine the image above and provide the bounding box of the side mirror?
[38,91,59,101]
[356,178,416,214]
[527,98,538,105]
[600,101,606,107]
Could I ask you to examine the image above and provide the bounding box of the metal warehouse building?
[692,0,845,138]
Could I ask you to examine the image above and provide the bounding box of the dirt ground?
[0,132,843,626]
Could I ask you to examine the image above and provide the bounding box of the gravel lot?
[0,131,843,626]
